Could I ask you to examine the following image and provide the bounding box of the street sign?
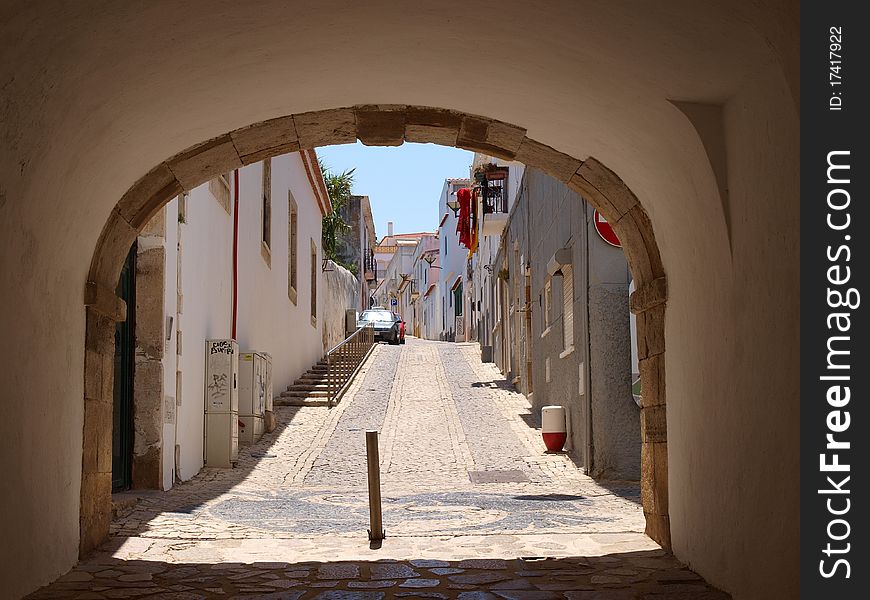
[390,298,397,306]
[593,209,621,247]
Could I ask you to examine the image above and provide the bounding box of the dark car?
[393,312,406,344]
[357,308,401,344]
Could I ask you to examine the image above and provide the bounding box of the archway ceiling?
[1,0,792,286]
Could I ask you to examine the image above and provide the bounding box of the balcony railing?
[482,169,508,215]
[326,322,375,407]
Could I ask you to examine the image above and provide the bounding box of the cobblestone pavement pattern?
[29,339,730,598]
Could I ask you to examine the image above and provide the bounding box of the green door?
[112,245,136,492]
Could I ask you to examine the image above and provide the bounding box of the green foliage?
[337,259,359,275]
[320,159,355,263]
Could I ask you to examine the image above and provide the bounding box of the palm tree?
[320,160,357,274]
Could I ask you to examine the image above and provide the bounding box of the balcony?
[481,168,509,236]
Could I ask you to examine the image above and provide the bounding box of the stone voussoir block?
[636,304,665,360]
[117,163,183,230]
[84,349,102,401]
[355,105,407,146]
[640,404,667,443]
[578,157,640,218]
[638,353,665,407]
[230,116,300,165]
[89,210,139,288]
[405,107,463,146]
[82,399,113,473]
[167,135,243,191]
[457,115,526,161]
[641,441,668,515]
[630,277,667,314]
[633,205,665,279]
[85,307,116,354]
[515,137,582,182]
[568,170,620,223]
[84,281,127,322]
[644,511,671,550]
[293,108,357,149]
[613,208,656,285]
[79,471,112,556]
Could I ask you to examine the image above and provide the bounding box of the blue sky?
[317,141,473,241]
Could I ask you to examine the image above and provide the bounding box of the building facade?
[490,167,638,479]
[435,178,471,341]
[117,150,338,492]
[334,194,377,311]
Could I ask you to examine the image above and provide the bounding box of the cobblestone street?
[29,339,729,599]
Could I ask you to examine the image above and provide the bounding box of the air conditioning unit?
[204,339,238,468]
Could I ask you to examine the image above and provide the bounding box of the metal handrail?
[326,322,375,407]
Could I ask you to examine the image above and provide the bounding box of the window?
[177,192,188,224]
[209,173,232,214]
[261,159,272,264]
[310,239,317,325]
[544,280,552,329]
[288,191,298,304]
[562,266,574,352]
[454,283,463,317]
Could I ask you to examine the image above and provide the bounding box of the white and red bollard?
[541,405,567,452]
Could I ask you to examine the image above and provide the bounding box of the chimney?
[387,221,394,237]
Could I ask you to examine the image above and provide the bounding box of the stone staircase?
[275,358,330,406]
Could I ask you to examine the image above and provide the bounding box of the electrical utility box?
[238,351,267,445]
[263,352,273,413]
[204,339,239,467]
[262,352,275,432]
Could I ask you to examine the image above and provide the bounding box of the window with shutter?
[544,280,552,329]
[310,239,317,325]
[287,191,298,304]
[562,265,574,352]
[261,159,272,262]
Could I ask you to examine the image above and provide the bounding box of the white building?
[436,178,471,341]
[469,155,525,360]
[122,150,336,490]
[405,235,440,339]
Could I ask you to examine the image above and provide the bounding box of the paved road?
[26,339,729,598]
[111,338,643,541]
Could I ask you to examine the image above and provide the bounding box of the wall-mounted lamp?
[423,254,442,269]
[446,191,460,217]
[322,257,335,272]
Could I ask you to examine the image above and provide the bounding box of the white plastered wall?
[0,2,799,598]
[234,155,324,394]
[174,184,234,480]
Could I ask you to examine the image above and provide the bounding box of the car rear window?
[360,310,395,322]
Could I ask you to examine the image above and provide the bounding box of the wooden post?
[366,430,385,541]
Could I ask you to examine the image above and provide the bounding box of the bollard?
[365,430,385,541]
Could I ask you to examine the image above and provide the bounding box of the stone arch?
[81,104,669,555]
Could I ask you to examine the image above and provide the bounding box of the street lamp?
[423,254,441,269]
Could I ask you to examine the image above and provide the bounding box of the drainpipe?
[232,169,240,339]
[584,204,594,475]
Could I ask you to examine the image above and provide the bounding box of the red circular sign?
[593,210,621,247]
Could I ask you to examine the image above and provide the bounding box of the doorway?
[112,244,136,492]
